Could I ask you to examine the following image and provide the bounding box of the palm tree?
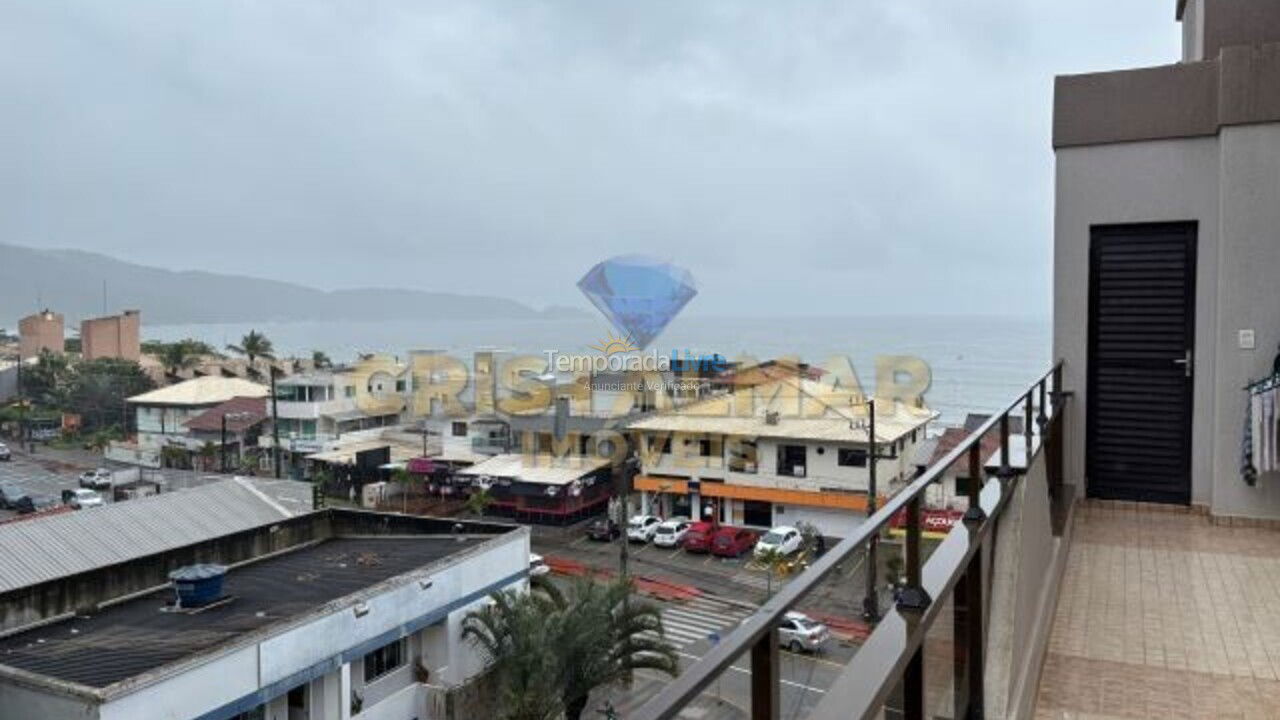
[225,330,275,374]
[312,350,333,369]
[462,578,678,720]
[158,342,199,379]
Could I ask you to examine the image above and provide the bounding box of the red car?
[710,527,758,557]
[681,521,717,553]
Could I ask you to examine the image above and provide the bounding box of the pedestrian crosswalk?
[643,595,756,649]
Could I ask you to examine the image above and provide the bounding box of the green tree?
[755,546,793,597]
[20,350,71,407]
[312,350,333,369]
[465,487,495,517]
[390,467,414,513]
[462,578,678,720]
[64,358,155,431]
[198,441,218,471]
[225,330,275,373]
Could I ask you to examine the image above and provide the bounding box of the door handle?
[1173,350,1192,377]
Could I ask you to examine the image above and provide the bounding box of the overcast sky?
[1,1,1179,317]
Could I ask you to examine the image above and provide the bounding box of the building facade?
[17,310,63,360]
[1053,0,1280,519]
[80,309,140,361]
[627,378,934,538]
[0,496,527,720]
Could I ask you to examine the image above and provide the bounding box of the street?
[534,520,884,719]
[589,592,855,720]
[0,445,246,521]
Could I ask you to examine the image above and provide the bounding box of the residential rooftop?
[127,376,267,407]
[627,377,936,444]
[456,453,611,485]
[0,535,482,688]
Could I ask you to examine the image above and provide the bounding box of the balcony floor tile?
[1035,501,1280,720]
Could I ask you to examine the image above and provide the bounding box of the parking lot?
[530,517,898,622]
[0,447,241,522]
[0,451,103,520]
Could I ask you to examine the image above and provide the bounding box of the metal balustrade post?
[1024,391,1034,469]
[903,647,926,720]
[997,413,1013,479]
[897,495,932,612]
[751,628,780,720]
[1037,378,1049,431]
[954,543,985,719]
[963,443,986,524]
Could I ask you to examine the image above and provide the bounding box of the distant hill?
[0,243,587,325]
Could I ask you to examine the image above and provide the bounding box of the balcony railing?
[633,362,1070,720]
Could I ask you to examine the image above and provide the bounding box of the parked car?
[626,514,662,543]
[754,525,804,558]
[62,488,105,509]
[79,469,113,490]
[0,482,24,509]
[586,517,621,541]
[528,553,550,577]
[0,443,10,461]
[681,521,717,553]
[710,526,758,557]
[14,494,58,515]
[777,611,830,653]
[651,518,693,548]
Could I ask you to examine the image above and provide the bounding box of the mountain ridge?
[0,243,587,325]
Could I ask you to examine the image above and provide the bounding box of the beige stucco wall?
[1209,123,1280,519]
[1054,122,1280,519]
[1053,136,1221,508]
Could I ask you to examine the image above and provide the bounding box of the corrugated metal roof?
[0,478,311,594]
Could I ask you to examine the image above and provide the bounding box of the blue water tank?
[169,564,228,607]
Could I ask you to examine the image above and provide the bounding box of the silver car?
[777,611,830,653]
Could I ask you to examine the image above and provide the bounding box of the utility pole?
[220,413,228,474]
[270,366,281,479]
[863,397,880,621]
[614,454,638,580]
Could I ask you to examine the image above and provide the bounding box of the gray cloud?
[0,0,1179,316]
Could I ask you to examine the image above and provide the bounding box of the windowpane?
[838,448,868,467]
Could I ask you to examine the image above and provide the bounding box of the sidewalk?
[591,674,748,720]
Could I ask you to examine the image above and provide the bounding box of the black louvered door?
[1086,223,1195,504]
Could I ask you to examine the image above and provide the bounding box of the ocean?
[144,314,1050,428]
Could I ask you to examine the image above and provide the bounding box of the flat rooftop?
[0,536,481,688]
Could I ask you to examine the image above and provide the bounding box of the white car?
[626,515,662,543]
[754,525,804,558]
[651,518,693,548]
[78,469,113,490]
[777,611,830,653]
[65,488,105,509]
[528,553,550,577]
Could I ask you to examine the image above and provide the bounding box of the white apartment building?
[627,378,935,537]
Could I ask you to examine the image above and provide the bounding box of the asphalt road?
[0,451,103,519]
[592,593,855,720]
[0,447,241,521]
